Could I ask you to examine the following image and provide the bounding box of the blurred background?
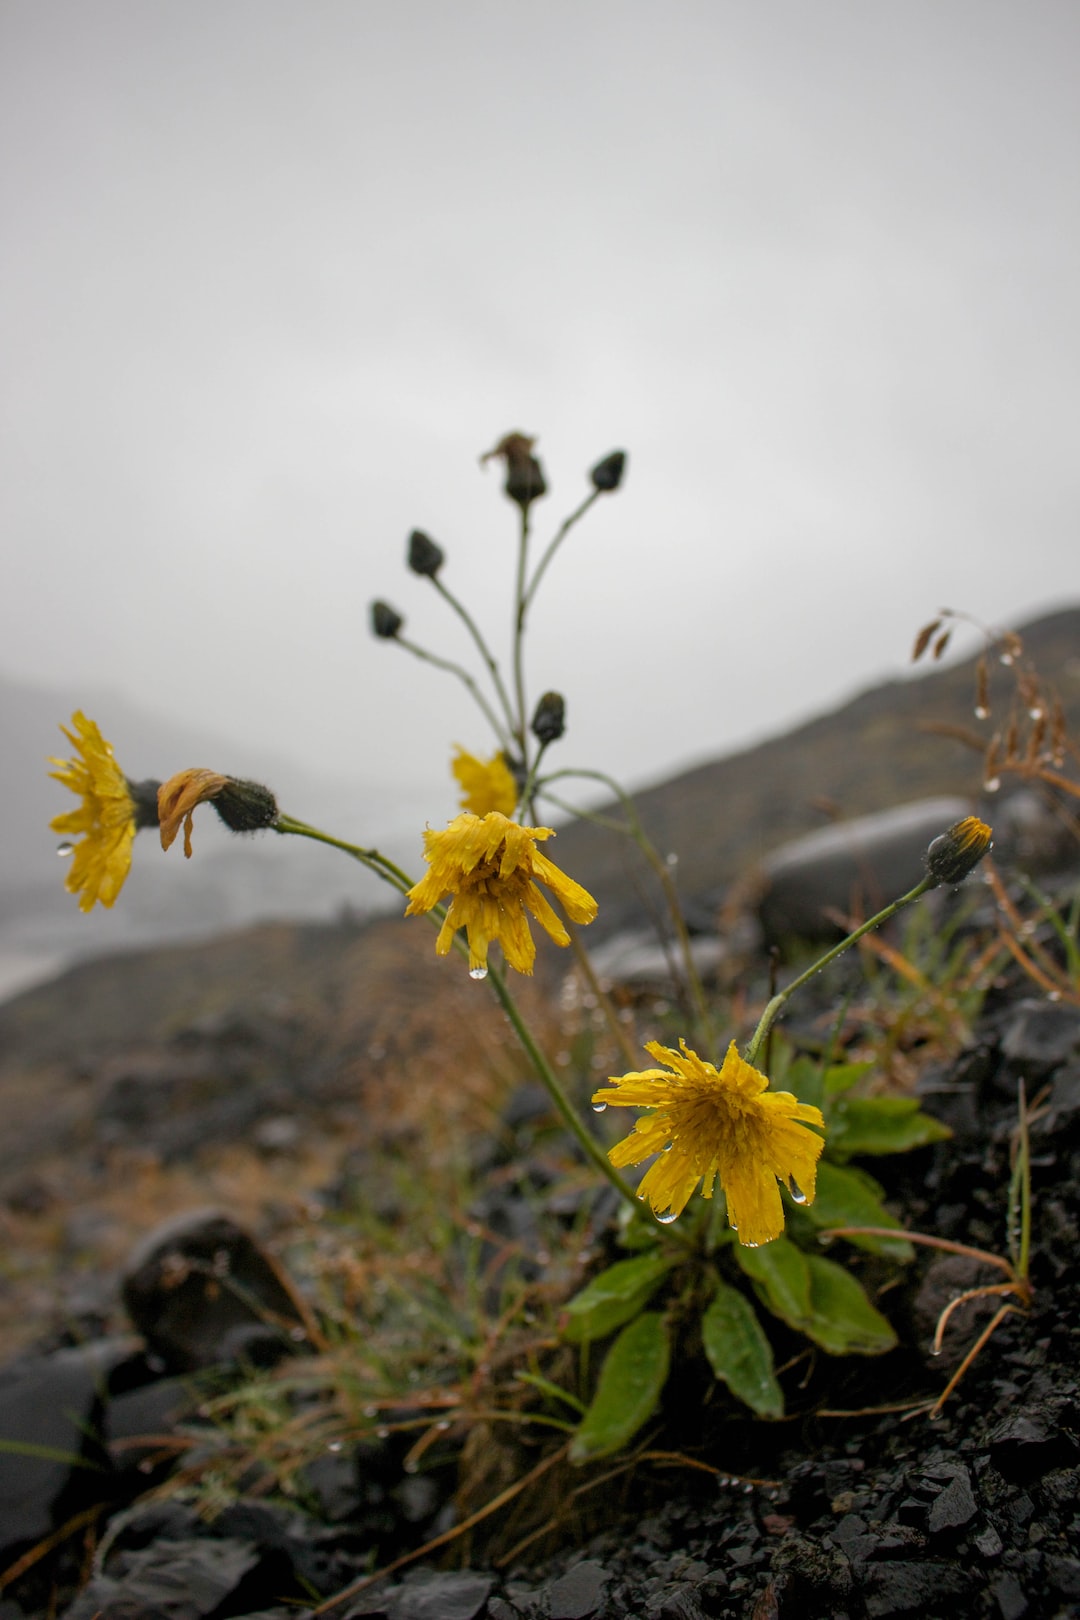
[2,0,1078,991]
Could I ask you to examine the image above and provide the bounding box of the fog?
[3,1,1079,828]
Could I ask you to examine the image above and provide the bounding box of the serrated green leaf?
[827,1096,952,1159]
[802,1162,914,1261]
[701,1283,784,1419]
[734,1235,812,1328]
[569,1311,671,1463]
[801,1254,897,1355]
[562,1252,677,1344]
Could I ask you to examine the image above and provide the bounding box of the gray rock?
[758,796,971,941]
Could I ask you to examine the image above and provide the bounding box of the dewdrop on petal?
[925,816,993,886]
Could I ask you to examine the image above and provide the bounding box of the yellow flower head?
[593,1040,825,1247]
[405,810,598,976]
[49,711,141,912]
[451,747,519,818]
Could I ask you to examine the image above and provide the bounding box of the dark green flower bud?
[531,691,566,745]
[371,600,404,639]
[590,450,627,492]
[126,778,163,831]
[925,817,993,886]
[213,778,279,834]
[481,432,547,512]
[407,529,445,578]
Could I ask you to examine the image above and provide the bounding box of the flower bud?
[158,769,278,858]
[590,450,627,492]
[531,691,566,745]
[371,600,404,639]
[925,816,993,886]
[480,432,547,512]
[407,529,445,578]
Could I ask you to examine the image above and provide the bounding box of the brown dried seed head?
[912,618,942,662]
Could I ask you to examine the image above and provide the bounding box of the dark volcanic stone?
[544,1559,612,1619]
[858,1558,968,1617]
[121,1208,307,1371]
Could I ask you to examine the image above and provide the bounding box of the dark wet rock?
[998,998,1080,1071]
[757,797,970,942]
[59,1536,263,1620]
[0,1337,132,1557]
[857,1558,968,1616]
[544,1559,612,1618]
[989,1571,1029,1620]
[121,1208,308,1372]
[987,1413,1080,1483]
[344,1569,494,1619]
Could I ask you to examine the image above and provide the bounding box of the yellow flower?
[158,768,231,857]
[405,810,598,975]
[49,711,140,912]
[593,1039,825,1247]
[451,746,518,817]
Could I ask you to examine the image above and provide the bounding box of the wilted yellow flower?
[593,1040,825,1247]
[451,747,518,818]
[158,768,280,857]
[158,769,231,857]
[49,712,140,912]
[405,810,597,976]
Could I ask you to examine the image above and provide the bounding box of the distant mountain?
[550,605,1080,933]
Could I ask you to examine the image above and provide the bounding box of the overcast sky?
[3,1,1078,840]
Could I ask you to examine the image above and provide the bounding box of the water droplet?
[974,705,990,721]
[983,777,1001,793]
[591,1100,608,1113]
[376,1426,390,1439]
[404,1459,418,1473]
[327,1440,343,1453]
[469,965,488,981]
[1029,706,1044,721]
[363,1404,379,1418]
[788,1177,808,1205]
[1048,990,1062,1003]
[289,1325,306,1342]
[1000,651,1015,666]
[656,1210,680,1225]
[741,1239,761,1249]
[56,842,74,857]
[666,852,678,868]
[930,1345,942,1358]
[743,1482,754,1495]
[436,1419,452,1431]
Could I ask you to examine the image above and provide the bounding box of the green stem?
[521,489,601,617]
[511,504,531,756]
[743,874,937,1068]
[273,815,415,897]
[431,575,518,746]
[483,958,686,1240]
[395,635,512,753]
[540,771,717,1058]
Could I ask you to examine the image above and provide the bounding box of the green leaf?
[802,1162,915,1261]
[823,1061,874,1097]
[569,1312,671,1463]
[701,1282,784,1419]
[562,1252,677,1344]
[784,1054,824,1112]
[734,1236,812,1328]
[801,1254,897,1355]
[734,1236,896,1357]
[827,1096,951,1159]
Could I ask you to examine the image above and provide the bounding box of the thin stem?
[430,575,518,744]
[522,489,601,617]
[273,815,415,896]
[511,504,531,756]
[395,634,513,753]
[540,771,717,1058]
[743,875,937,1068]
[484,957,688,1242]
